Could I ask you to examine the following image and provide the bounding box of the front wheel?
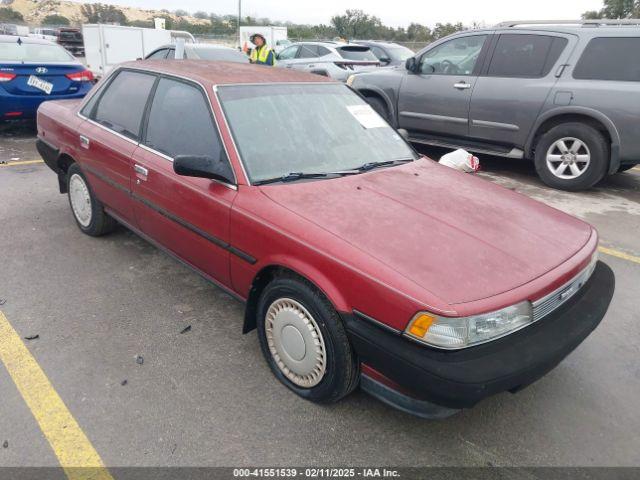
[364,96,390,123]
[534,123,609,191]
[67,163,117,236]
[256,274,359,403]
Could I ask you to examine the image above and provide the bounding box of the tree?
[432,22,464,40]
[174,9,189,17]
[42,14,70,26]
[81,3,127,24]
[0,7,23,22]
[582,0,640,19]
[193,11,209,20]
[330,9,382,39]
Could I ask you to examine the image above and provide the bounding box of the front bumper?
[344,261,615,412]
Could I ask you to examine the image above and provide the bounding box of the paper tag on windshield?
[347,104,387,129]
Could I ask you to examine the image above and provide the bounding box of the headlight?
[405,301,533,350]
[346,74,356,86]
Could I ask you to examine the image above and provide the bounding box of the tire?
[256,274,359,403]
[534,122,609,191]
[365,95,390,123]
[66,163,117,236]
[617,164,637,173]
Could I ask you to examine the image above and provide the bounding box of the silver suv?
[276,41,380,82]
[349,20,640,191]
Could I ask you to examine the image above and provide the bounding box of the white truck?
[239,26,289,53]
[82,24,195,78]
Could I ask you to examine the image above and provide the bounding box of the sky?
[97,0,606,27]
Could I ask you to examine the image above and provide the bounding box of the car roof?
[354,40,401,47]
[153,43,238,51]
[0,35,55,45]
[121,59,338,85]
[449,24,640,36]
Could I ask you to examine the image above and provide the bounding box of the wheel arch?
[526,107,621,174]
[55,152,77,193]
[242,261,349,334]
[354,86,397,127]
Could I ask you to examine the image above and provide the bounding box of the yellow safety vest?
[250,45,275,65]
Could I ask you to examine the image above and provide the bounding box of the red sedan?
[36,61,614,418]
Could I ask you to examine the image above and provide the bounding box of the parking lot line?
[0,311,113,480]
[598,246,640,265]
[0,159,44,167]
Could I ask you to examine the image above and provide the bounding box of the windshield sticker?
[347,104,387,129]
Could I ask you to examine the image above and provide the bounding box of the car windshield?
[0,42,75,62]
[388,45,414,61]
[337,46,378,61]
[218,83,417,183]
[188,46,248,63]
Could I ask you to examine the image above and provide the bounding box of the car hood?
[259,159,593,305]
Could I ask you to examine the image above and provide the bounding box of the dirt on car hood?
[260,159,593,305]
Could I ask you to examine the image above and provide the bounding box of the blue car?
[0,35,93,120]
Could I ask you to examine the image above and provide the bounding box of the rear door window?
[92,70,157,140]
[573,37,640,81]
[143,77,230,178]
[487,34,567,78]
[297,45,319,59]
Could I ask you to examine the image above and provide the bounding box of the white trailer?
[82,24,173,78]
[239,26,288,52]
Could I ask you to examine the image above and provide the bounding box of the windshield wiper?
[353,157,415,172]
[254,172,333,186]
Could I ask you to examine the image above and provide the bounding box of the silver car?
[350,20,640,191]
[276,41,379,81]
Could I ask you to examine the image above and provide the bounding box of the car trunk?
[1,64,84,96]
[335,45,380,72]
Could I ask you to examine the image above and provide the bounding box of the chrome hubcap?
[265,298,326,388]
[69,174,92,227]
[546,137,591,179]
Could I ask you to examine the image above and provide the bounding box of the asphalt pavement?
[1,121,639,470]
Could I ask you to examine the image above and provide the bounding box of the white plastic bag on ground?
[438,149,480,173]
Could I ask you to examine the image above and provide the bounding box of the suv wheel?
[534,123,609,191]
[365,96,390,123]
[67,163,117,236]
[256,274,359,403]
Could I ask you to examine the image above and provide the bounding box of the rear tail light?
[4,112,23,117]
[334,62,355,70]
[0,72,16,82]
[66,70,94,82]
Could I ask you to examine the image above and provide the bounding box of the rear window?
[337,46,378,61]
[0,42,75,63]
[188,46,248,63]
[92,70,156,140]
[487,34,567,78]
[573,37,640,81]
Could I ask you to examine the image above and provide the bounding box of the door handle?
[79,135,90,149]
[134,164,148,176]
[454,82,471,90]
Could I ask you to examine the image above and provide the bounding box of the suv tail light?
[0,72,16,82]
[66,70,94,82]
[334,62,355,70]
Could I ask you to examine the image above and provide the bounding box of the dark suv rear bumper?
[343,261,614,412]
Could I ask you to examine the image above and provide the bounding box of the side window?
[316,46,331,57]
[92,70,156,140]
[144,78,232,180]
[370,46,387,60]
[419,35,487,75]
[147,49,168,59]
[297,45,318,59]
[574,37,640,81]
[487,34,567,78]
[278,45,298,60]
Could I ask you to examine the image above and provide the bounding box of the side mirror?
[405,57,417,73]
[379,57,391,65]
[173,155,234,184]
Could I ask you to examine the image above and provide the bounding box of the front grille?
[532,259,597,322]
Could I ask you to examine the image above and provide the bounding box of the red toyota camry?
[36,61,614,418]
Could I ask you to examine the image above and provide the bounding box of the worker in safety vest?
[248,33,276,66]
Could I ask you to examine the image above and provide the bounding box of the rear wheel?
[66,163,117,236]
[534,123,609,191]
[256,274,359,403]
